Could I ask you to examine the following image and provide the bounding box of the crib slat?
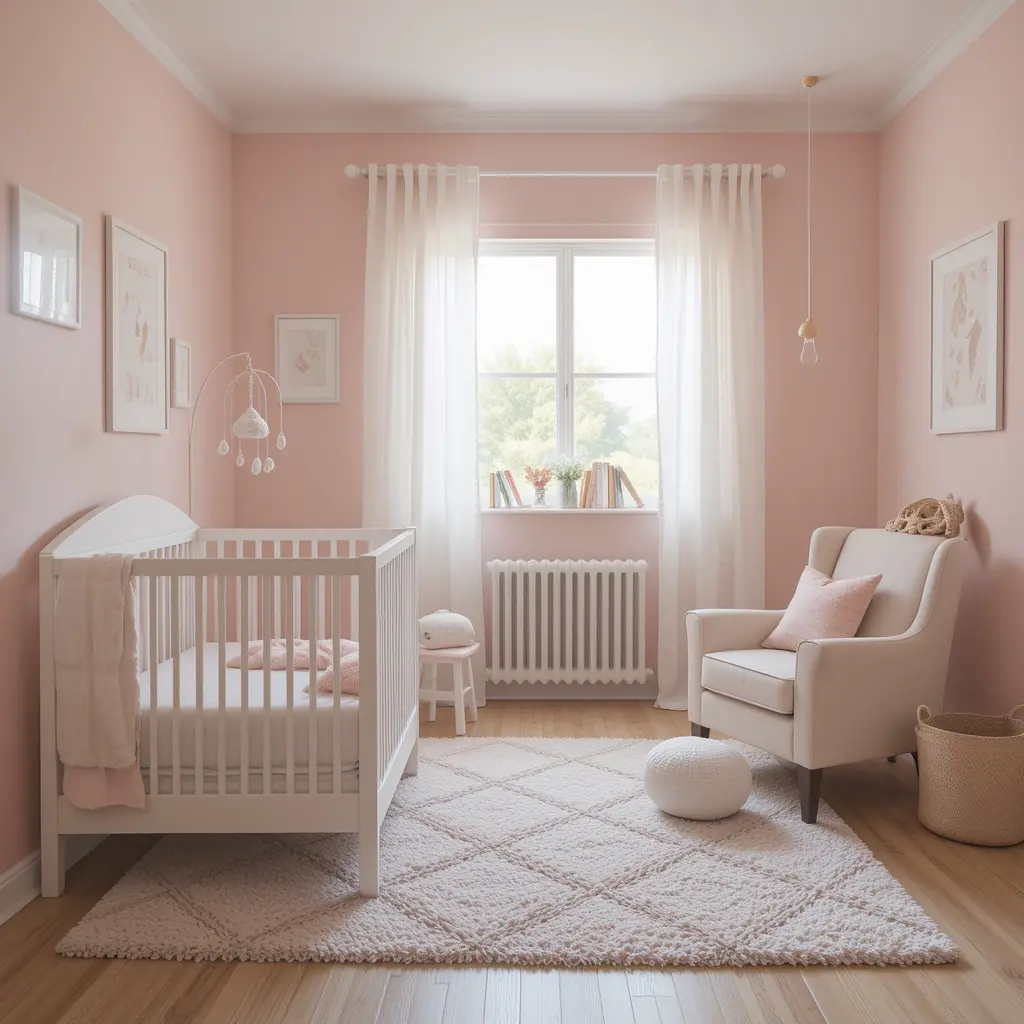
[149,575,158,796]
[215,540,224,642]
[217,574,227,796]
[349,540,358,638]
[194,573,204,794]
[250,544,260,640]
[235,541,242,645]
[292,551,301,638]
[308,573,318,795]
[285,574,295,795]
[263,571,272,797]
[317,545,326,640]
[273,541,282,636]
[332,573,342,795]
[239,571,249,796]
[170,574,181,797]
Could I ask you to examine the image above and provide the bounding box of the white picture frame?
[171,338,192,408]
[930,222,1004,434]
[11,186,82,329]
[275,314,340,403]
[105,217,169,434]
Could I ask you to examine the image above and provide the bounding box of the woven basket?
[916,704,1024,847]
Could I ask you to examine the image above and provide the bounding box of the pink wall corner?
[879,0,1024,713]
[0,0,234,873]
[231,131,879,654]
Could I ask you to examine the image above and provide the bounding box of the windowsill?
[482,507,657,515]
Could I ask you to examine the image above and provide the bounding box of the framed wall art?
[105,216,168,434]
[275,314,340,403]
[171,338,192,408]
[930,222,1004,434]
[11,186,82,329]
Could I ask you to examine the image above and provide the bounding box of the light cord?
[806,83,812,321]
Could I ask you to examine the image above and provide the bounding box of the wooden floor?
[2,700,1023,1023]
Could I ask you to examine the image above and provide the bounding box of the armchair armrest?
[685,609,784,720]
[793,629,947,768]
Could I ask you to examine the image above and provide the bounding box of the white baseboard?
[485,679,659,700]
[0,835,105,927]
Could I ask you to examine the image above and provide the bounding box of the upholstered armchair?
[685,527,967,823]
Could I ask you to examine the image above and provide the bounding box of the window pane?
[574,377,658,505]
[479,376,557,503]
[573,254,655,373]
[478,255,557,373]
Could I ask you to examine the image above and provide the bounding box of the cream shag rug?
[58,738,957,967]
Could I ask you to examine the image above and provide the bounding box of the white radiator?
[487,559,648,685]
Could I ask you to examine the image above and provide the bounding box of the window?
[477,240,657,505]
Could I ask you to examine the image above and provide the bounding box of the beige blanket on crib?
[54,555,145,810]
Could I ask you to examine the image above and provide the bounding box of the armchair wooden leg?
[798,767,823,824]
[690,724,710,738]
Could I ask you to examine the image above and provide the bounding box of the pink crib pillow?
[315,652,361,696]
[762,566,882,652]
[227,638,356,671]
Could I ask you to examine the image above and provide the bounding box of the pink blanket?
[227,638,361,695]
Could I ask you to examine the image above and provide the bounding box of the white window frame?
[478,238,656,461]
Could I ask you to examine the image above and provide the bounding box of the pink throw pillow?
[762,566,882,652]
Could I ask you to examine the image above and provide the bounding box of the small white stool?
[419,643,480,736]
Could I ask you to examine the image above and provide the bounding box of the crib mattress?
[138,642,360,779]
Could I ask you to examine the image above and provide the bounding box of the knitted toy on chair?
[419,610,475,649]
[885,495,964,538]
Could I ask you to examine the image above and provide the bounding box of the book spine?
[619,469,644,508]
[607,462,615,508]
[489,472,496,509]
[596,463,607,509]
[496,472,511,506]
[504,470,523,507]
[580,469,591,509]
[615,467,624,508]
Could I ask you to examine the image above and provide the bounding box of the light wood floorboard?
[2,700,1022,1023]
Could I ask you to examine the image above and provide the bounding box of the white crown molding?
[96,0,235,127]
[876,0,1017,125]
[96,0,1017,136]
[233,106,877,135]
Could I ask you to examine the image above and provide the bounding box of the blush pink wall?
[233,131,879,659]
[0,0,234,873]
[878,2,1024,713]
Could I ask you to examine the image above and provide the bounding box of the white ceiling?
[100,0,1015,131]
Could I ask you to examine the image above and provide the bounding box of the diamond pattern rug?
[57,738,957,967]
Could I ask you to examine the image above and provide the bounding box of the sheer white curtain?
[655,164,766,710]
[363,164,485,692]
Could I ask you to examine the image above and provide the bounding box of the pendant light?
[798,75,820,366]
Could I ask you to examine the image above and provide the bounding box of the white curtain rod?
[344,164,785,181]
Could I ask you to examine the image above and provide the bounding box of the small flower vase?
[533,486,547,506]
[560,480,579,509]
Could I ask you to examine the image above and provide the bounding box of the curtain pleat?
[655,164,766,710]
[363,164,486,695]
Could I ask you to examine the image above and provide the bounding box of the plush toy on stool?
[418,610,478,736]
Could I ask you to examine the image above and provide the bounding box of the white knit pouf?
[643,737,752,820]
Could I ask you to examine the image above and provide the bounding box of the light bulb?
[800,339,819,366]
[276,431,287,451]
[235,451,244,468]
[251,456,262,476]
[216,439,230,456]
[263,457,275,473]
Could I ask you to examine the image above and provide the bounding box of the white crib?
[39,496,419,899]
